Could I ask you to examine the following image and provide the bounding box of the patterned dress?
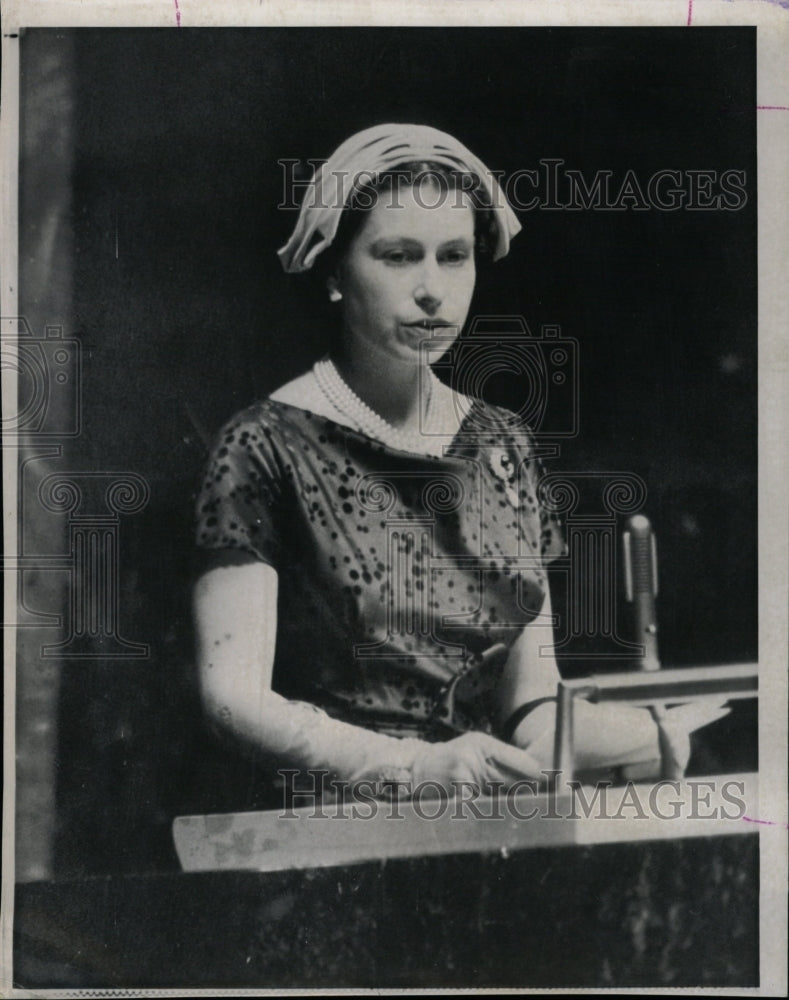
[195,397,565,740]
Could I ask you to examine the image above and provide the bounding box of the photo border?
[1,1,786,996]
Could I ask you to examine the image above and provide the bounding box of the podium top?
[173,772,758,875]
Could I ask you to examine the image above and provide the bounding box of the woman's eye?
[441,249,470,265]
[382,249,414,264]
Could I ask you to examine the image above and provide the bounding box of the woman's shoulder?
[205,377,345,476]
[201,399,306,487]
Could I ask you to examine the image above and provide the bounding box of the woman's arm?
[495,589,562,723]
[194,561,420,782]
[497,588,663,774]
[193,561,546,795]
[499,589,730,779]
[194,561,278,749]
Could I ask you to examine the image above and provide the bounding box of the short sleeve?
[194,412,285,568]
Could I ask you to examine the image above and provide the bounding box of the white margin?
[1,1,786,997]
[0,18,20,998]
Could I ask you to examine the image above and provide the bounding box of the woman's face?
[335,180,477,368]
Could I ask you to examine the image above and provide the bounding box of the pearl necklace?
[313,357,450,456]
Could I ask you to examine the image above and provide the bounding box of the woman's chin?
[392,344,430,367]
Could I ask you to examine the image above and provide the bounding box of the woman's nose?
[413,263,444,314]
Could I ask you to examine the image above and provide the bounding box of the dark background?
[19,27,757,876]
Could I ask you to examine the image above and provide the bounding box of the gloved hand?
[651,699,731,779]
[410,730,544,797]
[509,697,732,781]
[265,697,543,801]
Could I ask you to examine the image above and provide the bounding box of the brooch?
[488,448,520,509]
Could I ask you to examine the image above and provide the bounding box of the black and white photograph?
[2,0,787,994]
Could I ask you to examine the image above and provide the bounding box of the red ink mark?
[742,815,789,828]
[174,0,181,27]
[687,0,693,25]
[756,105,789,110]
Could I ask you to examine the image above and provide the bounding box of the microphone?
[622,514,661,672]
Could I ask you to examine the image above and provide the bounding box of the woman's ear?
[326,274,343,303]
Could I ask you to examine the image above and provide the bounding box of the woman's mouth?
[401,319,456,332]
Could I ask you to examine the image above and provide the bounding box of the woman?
[193,124,714,803]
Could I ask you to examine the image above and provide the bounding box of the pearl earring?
[328,287,343,303]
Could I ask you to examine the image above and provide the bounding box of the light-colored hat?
[277,123,521,273]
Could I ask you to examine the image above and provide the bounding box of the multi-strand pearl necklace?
[313,357,453,456]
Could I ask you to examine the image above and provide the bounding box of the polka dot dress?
[195,398,565,740]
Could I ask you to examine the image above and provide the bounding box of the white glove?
[410,731,545,796]
[651,699,731,779]
[259,695,543,800]
[510,697,731,780]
